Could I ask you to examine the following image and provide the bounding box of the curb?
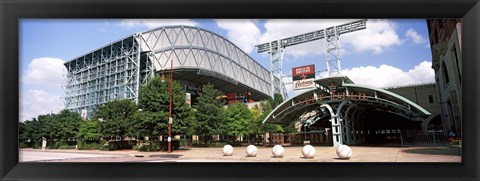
[130,154,149,157]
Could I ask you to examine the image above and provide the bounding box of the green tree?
[77,119,102,140]
[250,105,275,145]
[193,83,226,144]
[94,99,137,140]
[37,113,59,141]
[268,93,284,109]
[282,122,299,134]
[19,118,43,144]
[19,121,26,142]
[131,110,167,138]
[250,106,263,135]
[258,100,284,134]
[19,110,82,148]
[263,94,299,135]
[225,102,253,144]
[55,109,82,140]
[136,75,194,139]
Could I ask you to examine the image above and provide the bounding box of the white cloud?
[120,19,198,29]
[259,19,344,57]
[19,90,63,122]
[22,57,66,87]
[21,57,66,122]
[212,19,402,57]
[256,19,401,57]
[96,21,109,32]
[340,19,402,54]
[405,28,426,44]
[281,76,294,97]
[341,61,435,88]
[215,19,261,53]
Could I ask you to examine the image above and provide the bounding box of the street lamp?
[168,59,173,153]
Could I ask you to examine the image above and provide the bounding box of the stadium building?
[63,26,286,118]
[63,24,446,148]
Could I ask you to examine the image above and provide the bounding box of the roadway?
[20,150,127,162]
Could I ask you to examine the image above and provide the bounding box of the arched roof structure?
[138,25,284,100]
[263,76,431,125]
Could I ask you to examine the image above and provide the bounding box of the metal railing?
[400,130,448,147]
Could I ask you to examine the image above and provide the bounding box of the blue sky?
[19,19,435,122]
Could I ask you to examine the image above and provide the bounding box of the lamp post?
[168,59,173,153]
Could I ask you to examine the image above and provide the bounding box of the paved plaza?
[20,145,461,162]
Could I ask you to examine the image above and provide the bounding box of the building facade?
[427,19,462,137]
[63,26,285,118]
[385,83,441,131]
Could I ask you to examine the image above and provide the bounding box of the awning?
[263,76,431,125]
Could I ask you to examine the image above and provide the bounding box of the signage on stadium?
[294,83,366,106]
[81,109,87,120]
[295,92,367,106]
[293,79,315,90]
[292,64,315,90]
[186,93,191,107]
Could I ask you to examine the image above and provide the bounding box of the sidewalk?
[21,145,461,162]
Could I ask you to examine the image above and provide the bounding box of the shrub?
[179,139,190,148]
[32,141,42,149]
[58,145,76,149]
[101,140,136,151]
[19,142,33,148]
[48,141,77,149]
[77,140,103,150]
[192,141,228,148]
[161,140,180,150]
[138,141,162,152]
[137,140,180,152]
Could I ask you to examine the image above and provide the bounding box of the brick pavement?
[21,145,461,162]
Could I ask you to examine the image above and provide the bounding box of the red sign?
[292,64,315,77]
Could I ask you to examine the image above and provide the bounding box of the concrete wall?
[386,84,440,130]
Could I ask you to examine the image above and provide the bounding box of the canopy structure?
[262,76,431,147]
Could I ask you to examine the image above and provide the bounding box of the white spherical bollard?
[223,144,234,156]
[336,144,352,159]
[245,145,257,157]
[302,145,316,158]
[272,145,285,158]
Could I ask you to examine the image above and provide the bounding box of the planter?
[449,143,461,148]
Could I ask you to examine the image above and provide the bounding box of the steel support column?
[321,103,342,147]
[268,40,286,99]
[325,26,341,77]
[345,104,358,144]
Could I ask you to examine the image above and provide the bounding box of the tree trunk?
[204,134,208,145]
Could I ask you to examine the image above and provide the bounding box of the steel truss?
[138,26,281,97]
[268,40,288,99]
[256,19,367,98]
[63,36,145,118]
[64,26,284,118]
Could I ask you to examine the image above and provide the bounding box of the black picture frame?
[1,0,478,180]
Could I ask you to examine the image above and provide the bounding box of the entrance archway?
[263,76,431,147]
